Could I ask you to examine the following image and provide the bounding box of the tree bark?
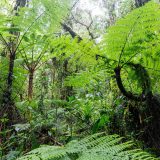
[14,0,28,11]
[114,63,160,150]
[114,63,152,102]
[0,0,27,142]
[28,70,34,100]
[135,0,150,7]
[61,23,82,42]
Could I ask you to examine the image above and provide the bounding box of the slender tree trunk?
[28,70,34,100]
[0,41,20,146]
[3,53,15,102]
[14,0,28,11]
[2,51,17,120]
[0,0,27,144]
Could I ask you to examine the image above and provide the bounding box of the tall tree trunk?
[0,52,17,136]
[135,0,150,7]
[1,0,27,122]
[28,70,34,100]
[14,0,28,10]
[0,0,27,144]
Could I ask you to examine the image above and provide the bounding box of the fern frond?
[18,146,68,160]
[17,134,159,160]
[102,1,160,68]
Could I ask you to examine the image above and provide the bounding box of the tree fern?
[102,1,160,65]
[17,133,158,160]
[101,0,160,93]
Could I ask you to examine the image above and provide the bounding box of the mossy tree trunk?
[0,0,27,143]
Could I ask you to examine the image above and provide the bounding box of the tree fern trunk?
[28,70,34,100]
[0,0,27,144]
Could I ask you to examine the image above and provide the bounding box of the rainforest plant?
[101,0,160,149]
[1,0,160,159]
[17,133,158,160]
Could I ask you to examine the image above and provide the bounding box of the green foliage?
[17,133,158,160]
[101,1,160,93]
[119,0,135,16]
[13,0,70,34]
[1,0,160,159]
[103,1,160,62]
[51,36,98,66]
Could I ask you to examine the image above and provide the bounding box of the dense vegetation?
[0,0,160,159]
